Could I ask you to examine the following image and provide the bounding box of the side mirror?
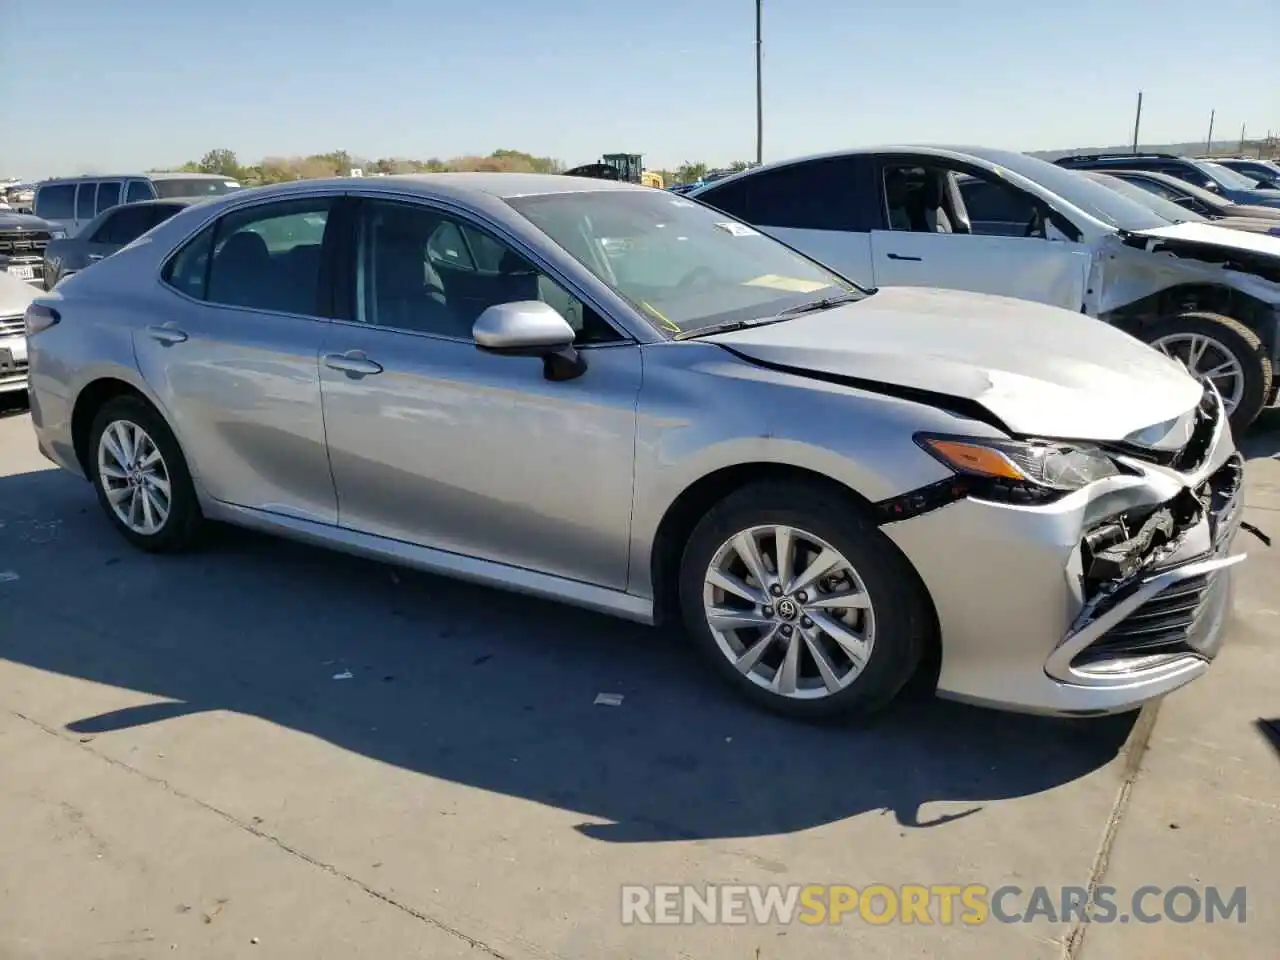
[472,301,587,381]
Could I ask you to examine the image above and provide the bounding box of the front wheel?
[677,481,932,721]
[1146,311,1271,434]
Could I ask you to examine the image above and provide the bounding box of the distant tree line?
[156,149,760,186]
[159,148,568,184]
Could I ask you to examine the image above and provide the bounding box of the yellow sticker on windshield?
[641,300,681,332]
[745,274,829,294]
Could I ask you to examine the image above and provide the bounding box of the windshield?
[1084,172,1204,223]
[506,189,862,338]
[969,149,1173,231]
[1197,161,1262,190]
[152,178,242,198]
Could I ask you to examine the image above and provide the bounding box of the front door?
[869,161,1092,312]
[317,197,642,588]
[134,195,340,524]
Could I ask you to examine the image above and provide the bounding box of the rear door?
[868,155,1092,311]
[134,194,341,523]
[694,156,879,287]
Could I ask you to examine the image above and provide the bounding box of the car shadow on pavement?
[1239,408,1280,459]
[0,463,1137,844]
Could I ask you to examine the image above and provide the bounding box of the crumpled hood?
[709,286,1203,442]
[1205,216,1280,238]
[1129,220,1280,258]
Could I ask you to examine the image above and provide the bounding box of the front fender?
[626,343,1004,598]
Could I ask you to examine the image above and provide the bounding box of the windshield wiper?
[775,291,866,317]
[672,290,869,340]
[672,317,788,340]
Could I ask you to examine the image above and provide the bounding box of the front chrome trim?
[1045,448,1246,688]
[1045,552,1245,687]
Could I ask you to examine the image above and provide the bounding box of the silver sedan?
[23,174,1247,719]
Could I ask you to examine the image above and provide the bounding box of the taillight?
[24,303,60,337]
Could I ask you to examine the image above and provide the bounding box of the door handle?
[323,351,384,376]
[145,323,188,345]
[87,253,104,262]
[886,253,922,262]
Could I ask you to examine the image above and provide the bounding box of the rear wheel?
[88,396,203,552]
[677,481,932,721]
[1145,311,1271,434]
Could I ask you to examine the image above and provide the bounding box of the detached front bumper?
[882,394,1247,716]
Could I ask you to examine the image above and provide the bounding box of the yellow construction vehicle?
[565,154,662,188]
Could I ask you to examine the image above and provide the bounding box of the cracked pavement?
[0,397,1276,959]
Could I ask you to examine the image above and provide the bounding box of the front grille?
[1075,574,1211,664]
[0,314,23,338]
[0,230,51,257]
[1070,453,1243,668]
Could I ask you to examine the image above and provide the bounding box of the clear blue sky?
[3,0,1277,177]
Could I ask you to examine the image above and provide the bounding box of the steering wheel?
[678,266,718,290]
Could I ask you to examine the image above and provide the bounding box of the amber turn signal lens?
[921,439,1028,481]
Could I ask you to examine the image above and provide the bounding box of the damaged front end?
[1046,386,1248,687]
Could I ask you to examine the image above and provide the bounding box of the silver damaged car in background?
[24,174,1249,719]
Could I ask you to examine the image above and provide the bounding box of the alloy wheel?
[97,419,172,536]
[701,524,876,699]
[1151,333,1245,415]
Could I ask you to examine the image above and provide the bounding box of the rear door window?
[125,180,157,204]
[76,183,98,220]
[94,205,157,245]
[96,181,123,215]
[202,198,335,314]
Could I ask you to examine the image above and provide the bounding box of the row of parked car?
[5,146,1270,722]
[0,172,241,289]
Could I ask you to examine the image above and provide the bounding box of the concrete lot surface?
[0,395,1276,959]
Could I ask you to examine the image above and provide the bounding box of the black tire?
[1144,311,1271,435]
[676,481,932,722]
[87,395,204,552]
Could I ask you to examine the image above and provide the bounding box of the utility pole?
[1131,92,1143,152]
[1239,123,1246,154]
[1205,109,1215,153]
[755,0,763,166]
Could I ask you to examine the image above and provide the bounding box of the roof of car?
[37,172,241,185]
[228,172,652,203]
[686,145,1029,194]
[148,172,241,181]
[381,172,648,198]
[126,197,209,207]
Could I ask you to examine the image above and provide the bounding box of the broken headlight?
[915,435,1122,499]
